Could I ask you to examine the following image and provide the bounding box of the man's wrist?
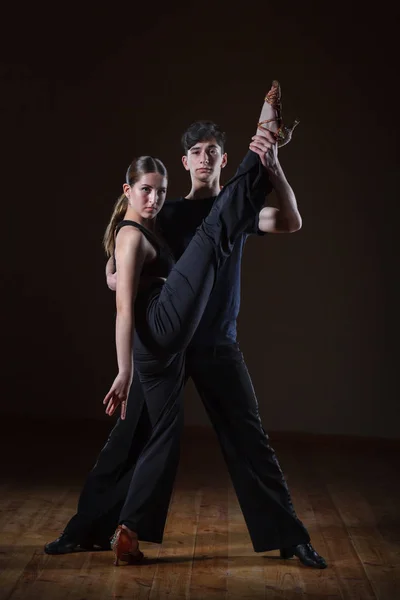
[267,163,287,188]
[266,159,283,178]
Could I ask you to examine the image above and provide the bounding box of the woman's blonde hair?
[103,156,168,257]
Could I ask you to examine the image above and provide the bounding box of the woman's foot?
[257,80,299,147]
[110,524,144,566]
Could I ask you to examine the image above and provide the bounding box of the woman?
[103,149,275,563]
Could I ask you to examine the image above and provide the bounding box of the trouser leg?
[64,377,151,541]
[187,344,310,552]
[117,351,186,543]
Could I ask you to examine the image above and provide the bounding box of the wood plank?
[0,487,64,600]
[148,487,201,599]
[226,485,266,600]
[330,485,400,600]
[189,485,229,599]
[310,444,378,599]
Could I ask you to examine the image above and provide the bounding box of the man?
[133,120,325,567]
[46,104,326,568]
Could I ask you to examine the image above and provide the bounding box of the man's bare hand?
[249,130,279,171]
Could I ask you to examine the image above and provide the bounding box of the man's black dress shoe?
[280,543,327,569]
[44,533,81,555]
[44,533,111,555]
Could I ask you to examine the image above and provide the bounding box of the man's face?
[182,138,227,183]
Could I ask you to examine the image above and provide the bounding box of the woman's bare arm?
[103,227,147,418]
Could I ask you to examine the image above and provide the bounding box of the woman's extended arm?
[103,227,146,419]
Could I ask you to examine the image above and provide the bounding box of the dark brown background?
[1,1,397,437]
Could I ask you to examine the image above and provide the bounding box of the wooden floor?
[0,418,399,600]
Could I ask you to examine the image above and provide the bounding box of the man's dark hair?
[181,120,227,154]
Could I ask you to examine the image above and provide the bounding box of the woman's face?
[123,172,167,220]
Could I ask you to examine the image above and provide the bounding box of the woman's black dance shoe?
[280,542,327,568]
[44,532,111,554]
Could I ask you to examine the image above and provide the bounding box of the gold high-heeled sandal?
[110,525,144,566]
[258,80,299,147]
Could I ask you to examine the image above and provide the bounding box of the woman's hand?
[107,271,117,291]
[103,371,132,420]
[105,257,117,291]
[249,131,279,173]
